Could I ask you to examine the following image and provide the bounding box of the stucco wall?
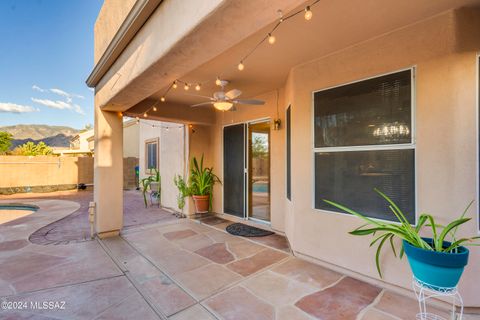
[123,121,139,158]
[94,0,137,63]
[139,120,186,211]
[285,9,480,306]
[0,156,93,191]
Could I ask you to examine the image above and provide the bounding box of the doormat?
[226,223,274,237]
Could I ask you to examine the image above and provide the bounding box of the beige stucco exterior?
[90,0,480,308]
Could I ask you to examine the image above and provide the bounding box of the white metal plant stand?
[412,277,463,320]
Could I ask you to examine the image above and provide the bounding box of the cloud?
[31,98,85,115]
[0,102,39,113]
[50,88,84,100]
[32,85,45,92]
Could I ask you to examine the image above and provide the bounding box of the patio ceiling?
[127,0,480,115]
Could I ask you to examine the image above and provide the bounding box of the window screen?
[286,106,291,201]
[314,69,415,222]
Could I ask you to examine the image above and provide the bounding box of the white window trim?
[311,67,418,224]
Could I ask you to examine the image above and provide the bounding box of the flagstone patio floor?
[0,194,477,319]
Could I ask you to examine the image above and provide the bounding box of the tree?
[0,132,12,154]
[13,141,53,156]
[251,134,268,158]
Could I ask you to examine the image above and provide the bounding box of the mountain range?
[0,125,80,148]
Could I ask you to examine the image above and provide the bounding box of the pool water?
[252,183,268,193]
[0,204,38,225]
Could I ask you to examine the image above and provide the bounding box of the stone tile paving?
[0,195,475,319]
[0,189,178,244]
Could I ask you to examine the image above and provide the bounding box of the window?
[145,138,158,172]
[314,69,415,223]
[286,105,292,200]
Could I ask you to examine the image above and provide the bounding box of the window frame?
[286,104,292,201]
[311,67,417,224]
[476,53,480,233]
[144,137,159,173]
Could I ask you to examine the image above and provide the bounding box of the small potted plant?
[189,154,221,214]
[140,168,161,208]
[324,189,479,289]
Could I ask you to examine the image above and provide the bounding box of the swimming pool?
[252,182,269,193]
[0,204,38,225]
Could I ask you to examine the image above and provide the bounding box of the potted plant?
[140,168,161,208]
[173,174,190,214]
[189,154,221,214]
[324,189,479,289]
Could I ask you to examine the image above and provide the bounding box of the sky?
[0,0,103,130]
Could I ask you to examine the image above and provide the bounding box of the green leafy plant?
[141,168,160,208]
[323,188,480,278]
[189,154,221,210]
[13,141,53,156]
[173,174,190,210]
[0,131,12,154]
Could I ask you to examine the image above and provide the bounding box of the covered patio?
[87,0,480,318]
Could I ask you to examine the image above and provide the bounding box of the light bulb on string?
[143,112,148,118]
[268,33,276,44]
[195,84,201,91]
[172,81,178,89]
[238,61,244,71]
[160,96,165,102]
[184,83,190,90]
[304,6,312,20]
[153,106,157,112]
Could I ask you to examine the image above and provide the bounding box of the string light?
[143,112,148,118]
[172,81,178,89]
[304,6,312,20]
[195,83,201,91]
[184,83,190,90]
[215,77,221,86]
[153,106,157,112]
[160,96,165,102]
[135,116,139,121]
[268,33,276,44]
[238,61,244,71]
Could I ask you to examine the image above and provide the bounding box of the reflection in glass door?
[248,121,270,222]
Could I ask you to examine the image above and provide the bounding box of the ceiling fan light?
[215,78,221,86]
[213,101,233,111]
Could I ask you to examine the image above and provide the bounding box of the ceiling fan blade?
[225,89,242,100]
[191,102,213,107]
[233,99,265,105]
[184,93,214,100]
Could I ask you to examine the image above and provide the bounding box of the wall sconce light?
[273,118,281,130]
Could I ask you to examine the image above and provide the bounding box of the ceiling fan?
[190,80,265,111]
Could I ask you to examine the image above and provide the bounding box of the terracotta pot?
[192,195,210,213]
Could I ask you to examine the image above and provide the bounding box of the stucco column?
[94,106,123,238]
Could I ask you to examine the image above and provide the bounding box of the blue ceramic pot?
[403,238,469,289]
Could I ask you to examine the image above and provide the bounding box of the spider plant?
[141,168,160,208]
[189,154,221,210]
[323,188,479,278]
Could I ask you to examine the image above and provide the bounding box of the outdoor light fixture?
[304,6,313,20]
[160,96,165,102]
[213,101,233,111]
[153,106,157,112]
[143,112,148,118]
[268,33,276,44]
[195,84,201,91]
[238,61,244,71]
[184,83,190,90]
[172,81,178,89]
